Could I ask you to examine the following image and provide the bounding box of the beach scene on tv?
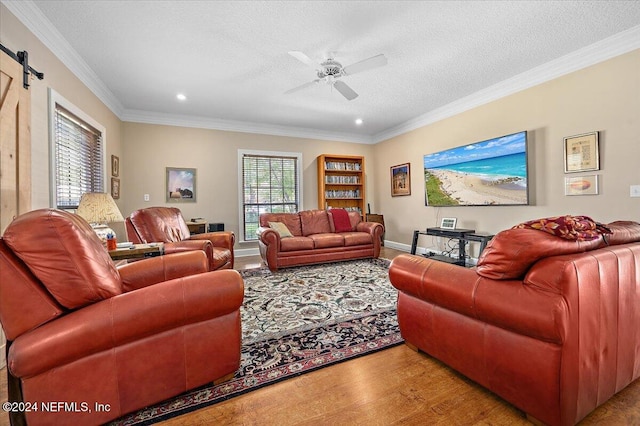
[424,131,528,206]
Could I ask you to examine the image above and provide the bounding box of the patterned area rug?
[110,259,401,425]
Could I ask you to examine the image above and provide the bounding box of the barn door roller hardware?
[0,43,44,89]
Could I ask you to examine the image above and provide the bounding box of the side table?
[109,243,164,261]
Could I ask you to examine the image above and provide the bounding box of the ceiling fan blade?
[288,51,320,69]
[333,80,358,101]
[284,79,319,95]
[343,54,387,76]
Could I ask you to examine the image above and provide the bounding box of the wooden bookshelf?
[317,154,365,216]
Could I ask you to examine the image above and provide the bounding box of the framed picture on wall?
[391,163,411,196]
[563,132,599,173]
[564,174,599,196]
[111,155,119,177]
[166,167,196,202]
[111,177,120,199]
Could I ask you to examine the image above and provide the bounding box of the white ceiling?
[6,1,640,143]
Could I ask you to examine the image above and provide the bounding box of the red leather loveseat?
[389,218,640,426]
[256,209,384,271]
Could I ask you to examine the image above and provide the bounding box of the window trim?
[48,88,107,209]
[237,149,303,243]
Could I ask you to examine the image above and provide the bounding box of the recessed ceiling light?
[355,118,363,125]
[176,93,187,101]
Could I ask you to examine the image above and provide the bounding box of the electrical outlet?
[144,194,150,201]
[631,185,640,198]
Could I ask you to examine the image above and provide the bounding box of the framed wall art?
[564,174,599,196]
[563,132,599,173]
[111,177,120,199]
[391,163,411,196]
[166,167,196,202]
[111,155,119,177]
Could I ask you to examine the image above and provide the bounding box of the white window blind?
[53,104,104,209]
[241,152,300,241]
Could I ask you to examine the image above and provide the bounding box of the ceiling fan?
[285,51,388,101]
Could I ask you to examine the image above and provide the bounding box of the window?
[238,150,302,241]
[49,89,106,209]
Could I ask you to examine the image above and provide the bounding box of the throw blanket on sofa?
[513,215,612,241]
[330,208,352,232]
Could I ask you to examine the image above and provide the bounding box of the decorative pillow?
[3,209,122,309]
[268,221,293,238]
[512,215,611,241]
[330,208,353,233]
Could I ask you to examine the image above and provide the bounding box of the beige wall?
[372,50,640,256]
[0,4,123,217]
[122,123,374,250]
[4,3,639,257]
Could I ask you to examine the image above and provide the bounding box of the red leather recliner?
[126,207,235,270]
[0,209,244,425]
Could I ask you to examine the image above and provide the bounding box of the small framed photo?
[563,132,599,173]
[111,155,120,177]
[111,177,120,199]
[166,167,196,202]
[565,174,599,196]
[390,163,411,196]
[440,217,457,229]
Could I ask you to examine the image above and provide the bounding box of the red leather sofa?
[0,209,244,425]
[126,206,235,270]
[389,220,640,426]
[256,209,384,271]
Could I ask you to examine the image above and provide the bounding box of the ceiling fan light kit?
[286,51,387,101]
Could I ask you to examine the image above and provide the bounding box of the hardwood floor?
[2,248,640,425]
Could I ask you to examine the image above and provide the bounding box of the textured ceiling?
[14,1,640,142]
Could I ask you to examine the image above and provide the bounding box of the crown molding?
[6,0,639,145]
[2,0,125,117]
[121,109,373,144]
[373,25,640,143]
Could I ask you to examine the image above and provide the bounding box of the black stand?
[410,228,493,267]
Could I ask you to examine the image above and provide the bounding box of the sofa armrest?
[356,221,383,235]
[163,239,213,255]
[256,226,280,246]
[8,270,244,378]
[389,254,566,343]
[390,254,480,318]
[190,231,235,250]
[117,250,209,292]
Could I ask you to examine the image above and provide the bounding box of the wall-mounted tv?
[423,131,529,206]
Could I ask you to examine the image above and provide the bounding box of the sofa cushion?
[3,209,122,309]
[268,221,293,238]
[512,215,611,241]
[329,208,353,232]
[476,228,603,280]
[260,213,302,236]
[309,233,344,249]
[343,232,373,247]
[300,210,331,236]
[280,236,315,252]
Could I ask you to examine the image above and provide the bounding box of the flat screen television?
[423,131,529,206]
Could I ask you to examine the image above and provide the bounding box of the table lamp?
[76,192,125,246]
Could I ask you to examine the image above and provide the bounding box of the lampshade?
[76,192,124,248]
[76,192,124,224]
